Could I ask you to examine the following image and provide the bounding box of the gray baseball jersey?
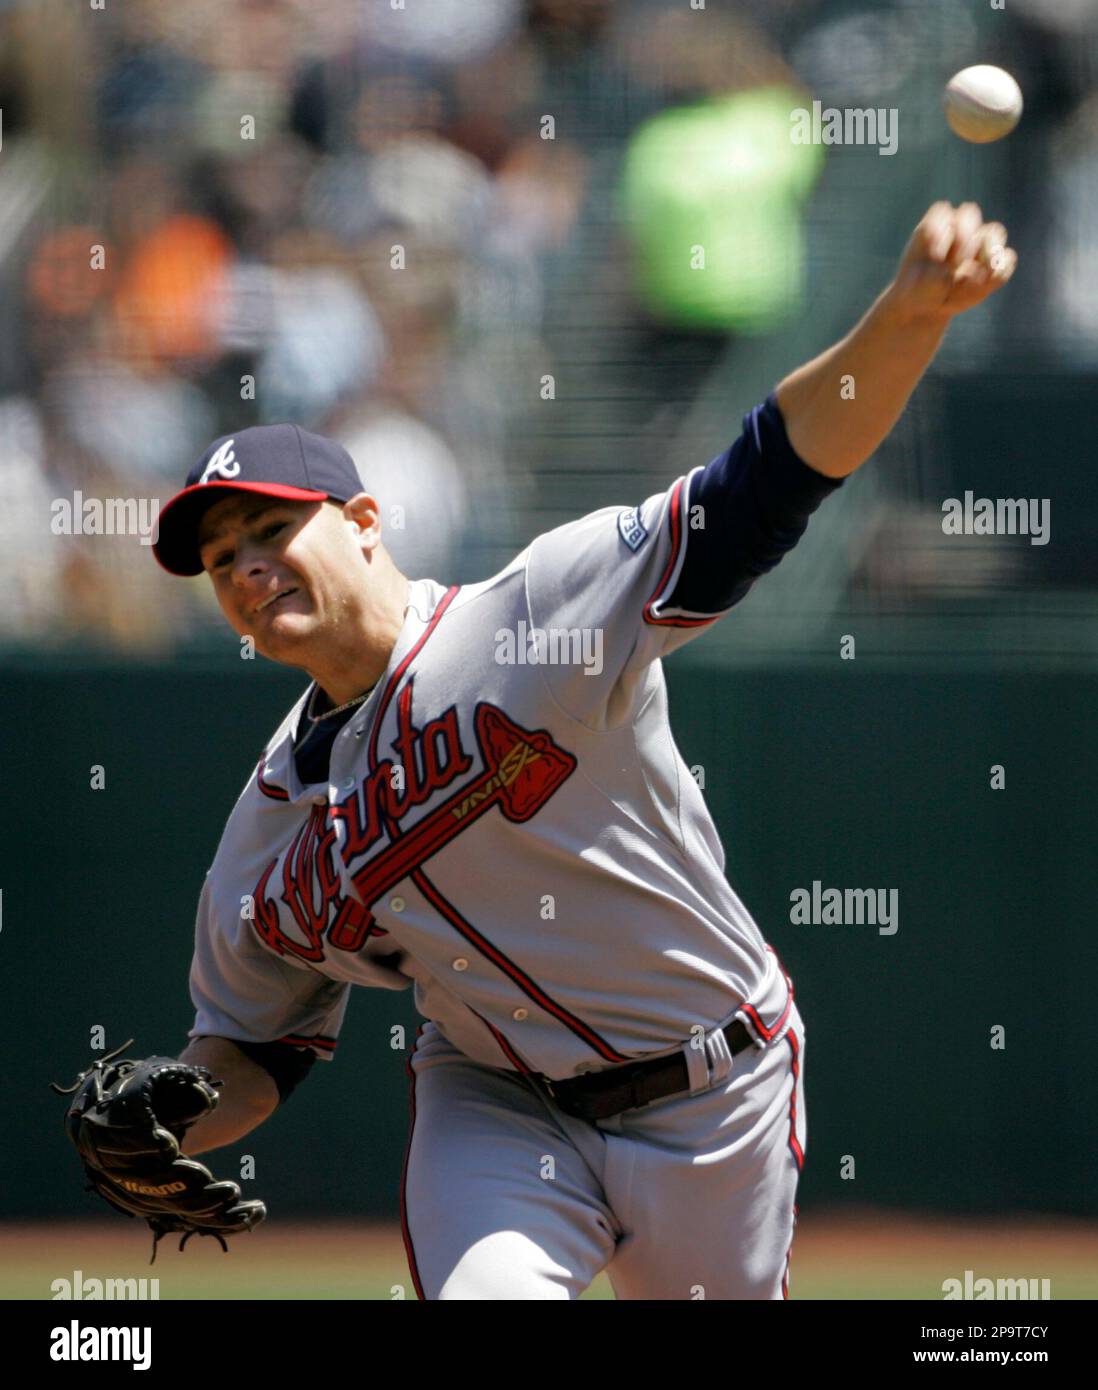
[188,396,837,1296]
[191,486,795,1076]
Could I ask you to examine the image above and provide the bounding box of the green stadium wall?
[4,657,1092,1221]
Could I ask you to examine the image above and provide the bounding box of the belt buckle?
[545,1076,589,1122]
[540,1074,590,1121]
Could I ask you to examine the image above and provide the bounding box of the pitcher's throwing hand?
[884,201,1018,324]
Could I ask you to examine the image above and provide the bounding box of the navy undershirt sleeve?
[232,1039,317,1104]
[666,392,845,615]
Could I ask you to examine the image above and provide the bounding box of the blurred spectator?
[619,10,820,334]
[255,257,384,424]
[1049,93,1098,361]
[620,84,824,334]
[986,0,1095,356]
[336,406,468,585]
[1,0,1095,655]
[358,0,523,67]
[0,398,58,638]
[111,214,232,362]
[44,338,217,481]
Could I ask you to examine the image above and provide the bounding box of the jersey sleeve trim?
[642,470,734,628]
[652,394,845,621]
[188,1022,340,1061]
[276,1031,338,1057]
[257,756,290,801]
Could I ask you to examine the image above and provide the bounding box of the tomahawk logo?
[199,439,240,484]
[50,1321,152,1370]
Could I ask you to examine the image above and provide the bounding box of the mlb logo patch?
[618,506,649,552]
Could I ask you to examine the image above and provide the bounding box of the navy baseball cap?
[153,424,364,576]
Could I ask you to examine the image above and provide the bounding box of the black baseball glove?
[51,1040,267,1262]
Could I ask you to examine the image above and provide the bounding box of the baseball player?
[56,203,1014,1298]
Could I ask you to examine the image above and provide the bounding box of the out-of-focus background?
[3,0,1095,1298]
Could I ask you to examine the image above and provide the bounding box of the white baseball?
[943,65,1023,143]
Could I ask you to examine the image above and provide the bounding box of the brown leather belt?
[533,1019,755,1122]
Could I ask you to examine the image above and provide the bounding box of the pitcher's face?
[197,494,373,662]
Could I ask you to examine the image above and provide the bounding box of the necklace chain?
[307,686,373,724]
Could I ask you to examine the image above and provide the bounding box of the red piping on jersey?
[739,991,793,1045]
[642,475,720,630]
[471,1009,532,1074]
[781,1033,804,1299]
[400,1026,426,1301]
[277,1032,336,1054]
[782,1202,799,1300]
[253,586,461,805]
[364,584,629,1067]
[413,868,628,1063]
[740,945,795,1045]
[785,1029,804,1172]
[368,585,460,767]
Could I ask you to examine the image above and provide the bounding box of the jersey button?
[511,1008,529,1022]
[341,777,355,791]
[389,896,405,913]
[451,958,469,972]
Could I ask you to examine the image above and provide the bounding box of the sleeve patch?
[617,506,649,552]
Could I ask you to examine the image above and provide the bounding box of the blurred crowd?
[0,0,1094,651]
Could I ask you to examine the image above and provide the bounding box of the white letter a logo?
[200,440,240,484]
